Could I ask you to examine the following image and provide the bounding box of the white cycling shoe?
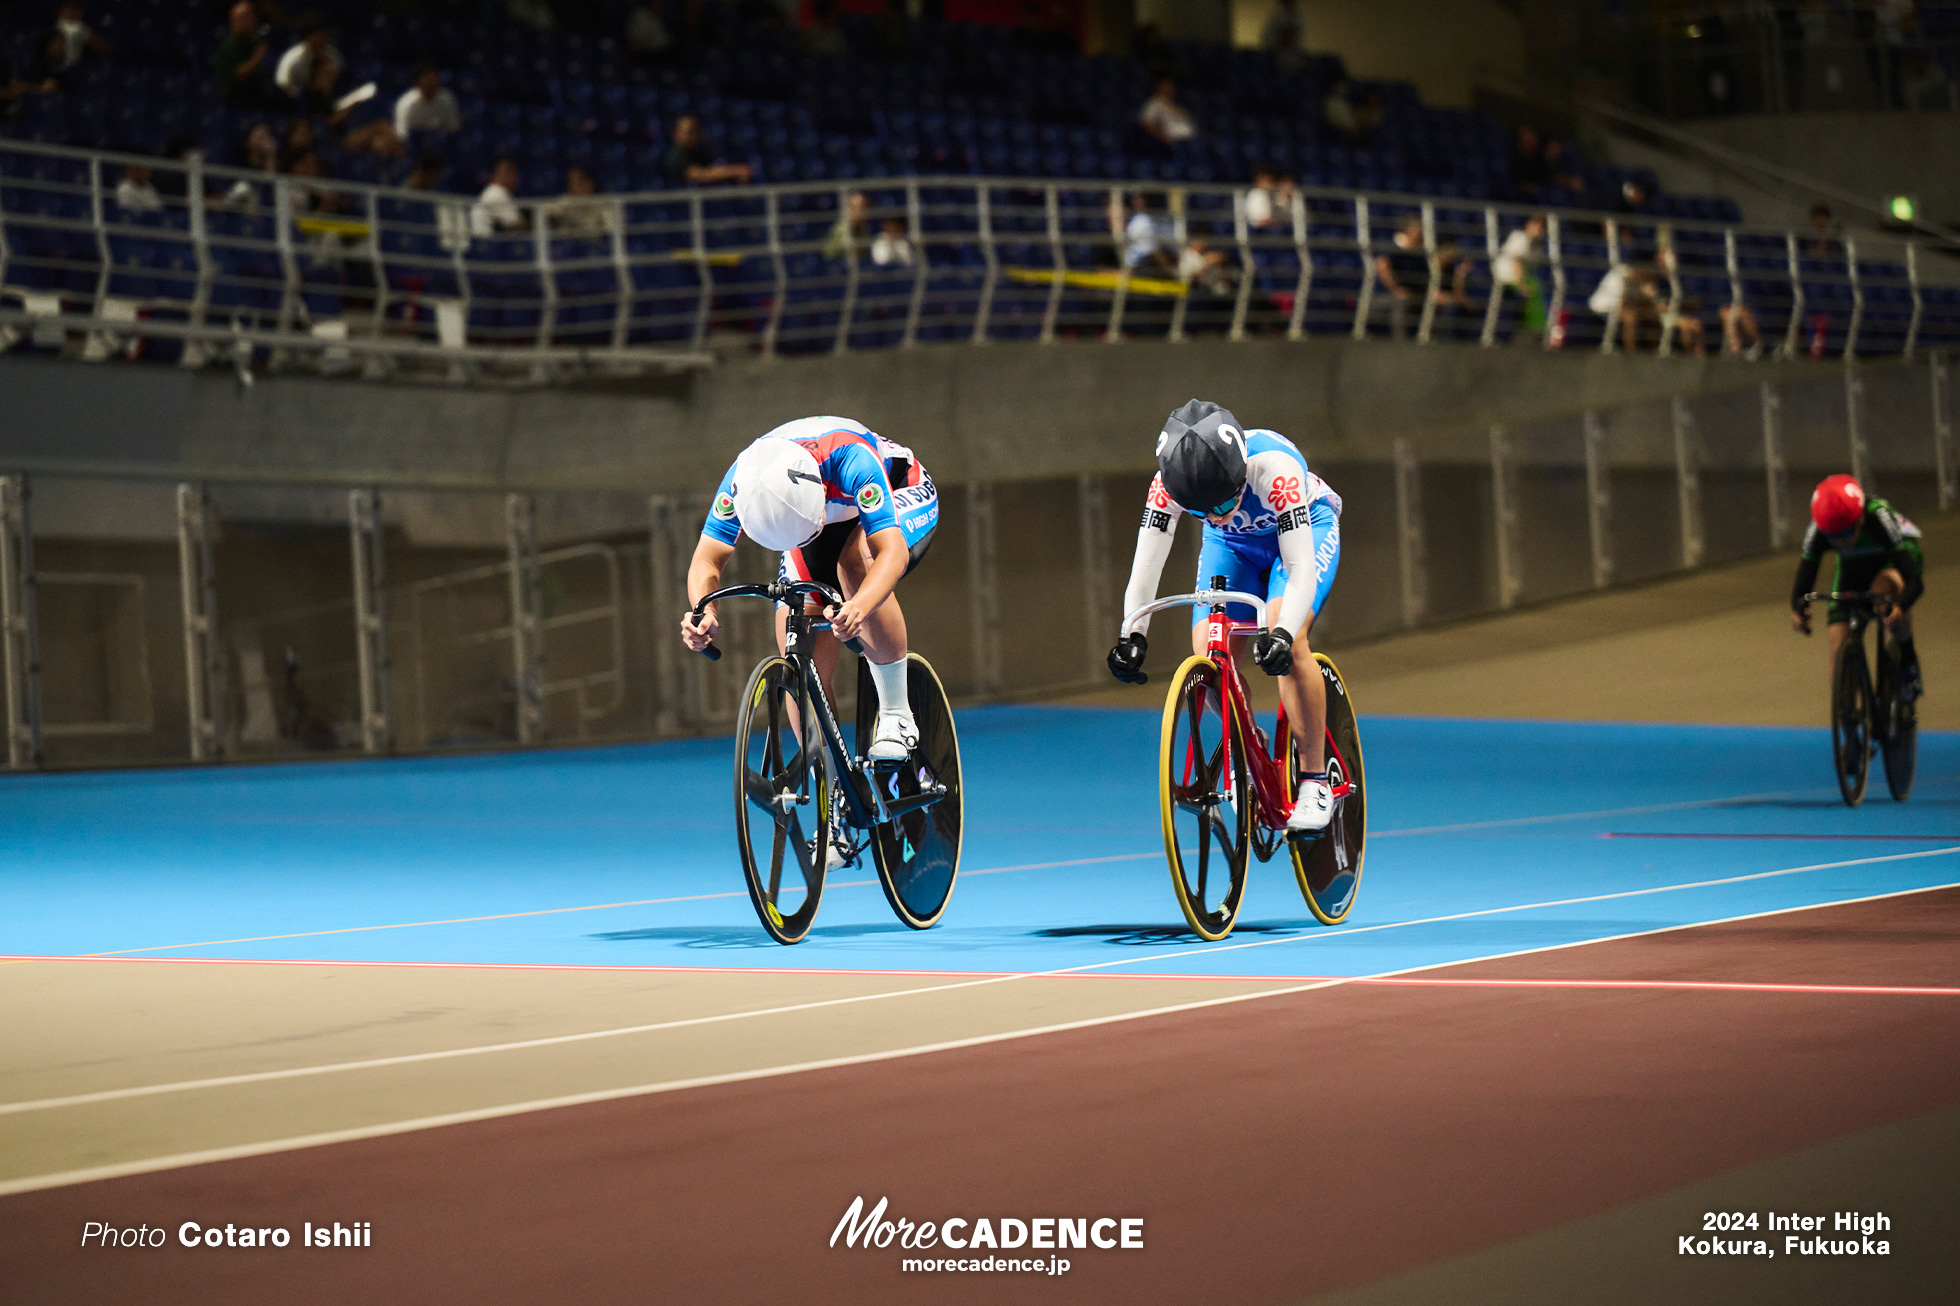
[868,709,919,762]
[1287,775,1333,835]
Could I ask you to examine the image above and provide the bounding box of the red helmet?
[1810,474,1865,535]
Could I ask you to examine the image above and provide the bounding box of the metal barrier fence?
[1,353,1952,770]
[5,136,1960,377]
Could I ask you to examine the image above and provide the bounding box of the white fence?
[4,136,1959,378]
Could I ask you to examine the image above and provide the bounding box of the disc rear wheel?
[734,656,828,944]
[1876,638,1917,802]
[1286,654,1366,925]
[856,653,963,929]
[1160,655,1252,941]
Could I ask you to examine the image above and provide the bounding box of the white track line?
[4,878,1955,1199]
[80,854,1162,959]
[47,782,1894,961]
[4,850,1954,1123]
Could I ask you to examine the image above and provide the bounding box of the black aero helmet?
[1157,399,1248,516]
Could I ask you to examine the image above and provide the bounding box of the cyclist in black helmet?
[1106,399,1345,833]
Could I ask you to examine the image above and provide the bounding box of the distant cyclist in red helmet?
[1790,474,1924,700]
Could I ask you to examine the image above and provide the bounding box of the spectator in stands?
[804,0,846,57]
[220,121,279,208]
[625,0,675,63]
[213,1,276,109]
[1648,246,1706,355]
[114,162,161,213]
[1260,0,1304,74]
[1323,78,1379,145]
[274,22,340,113]
[1179,234,1236,298]
[325,91,403,159]
[1244,167,1282,230]
[1373,217,1429,339]
[1492,213,1547,339]
[284,150,348,215]
[870,216,915,269]
[471,157,526,236]
[546,165,613,239]
[53,2,109,71]
[1592,227,1659,352]
[1720,297,1764,358]
[662,114,752,186]
[1118,192,1173,276]
[823,190,869,261]
[1138,77,1196,153]
[395,63,463,141]
[1429,234,1477,340]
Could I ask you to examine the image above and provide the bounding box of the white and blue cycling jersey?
[701,416,937,553]
[1120,427,1342,638]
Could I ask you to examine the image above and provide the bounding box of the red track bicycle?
[1125,577,1367,941]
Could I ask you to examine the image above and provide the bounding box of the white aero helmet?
[731,436,827,550]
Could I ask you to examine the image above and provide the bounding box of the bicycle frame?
[1805,588,1908,713]
[694,579,946,832]
[1126,588,1357,833]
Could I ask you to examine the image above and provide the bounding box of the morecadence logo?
[831,1196,1142,1275]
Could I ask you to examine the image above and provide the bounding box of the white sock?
[868,655,910,716]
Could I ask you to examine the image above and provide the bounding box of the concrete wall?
[0,338,1808,504]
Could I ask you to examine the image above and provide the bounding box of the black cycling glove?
[1252,627,1294,677]
[1107,633,1149,685]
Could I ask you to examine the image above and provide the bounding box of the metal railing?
[5,135,1960,376]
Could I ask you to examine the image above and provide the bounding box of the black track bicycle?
[692,578,963,944]
[1803,589,1917,807]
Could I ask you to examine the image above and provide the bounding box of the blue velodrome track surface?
[3,709,1957,980]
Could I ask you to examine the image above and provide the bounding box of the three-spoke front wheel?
[734,656,829,944]
[1159,655,1252,941]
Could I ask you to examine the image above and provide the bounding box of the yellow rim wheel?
[1159,655,1253,941]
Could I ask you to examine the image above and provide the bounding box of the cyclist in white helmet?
[681,417,939,762]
